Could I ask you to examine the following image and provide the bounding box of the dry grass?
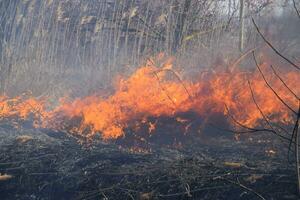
[0,174,13,181]
[16,135,33,144]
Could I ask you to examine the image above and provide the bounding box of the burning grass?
[0,54,298,145]
[0,53,299,199]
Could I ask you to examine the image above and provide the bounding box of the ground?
[0,123,298,200]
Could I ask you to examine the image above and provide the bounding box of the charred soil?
[0,124,298,200]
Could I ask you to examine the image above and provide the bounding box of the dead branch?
[247,80,289,136]
[147,58,193,106]
[230,47,257,72]
[269,65,299,101]
[293,0,300,19]
[152,71,177,107]
[252,52,297,115]
[224,104,293,143]
[293,102,300,193]
[252,18,300,71]
[156,68,193,101]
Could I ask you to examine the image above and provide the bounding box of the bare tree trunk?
[293,109,300,197]
[173,0,191,53]
[239,0,245,52]
[296,129,300,195]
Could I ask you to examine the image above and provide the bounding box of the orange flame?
[0,94,47,126]
[0,55,299,141]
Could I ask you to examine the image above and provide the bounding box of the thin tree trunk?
[173,0,191,53]
[295,103,300,195]
[239,0,245,52]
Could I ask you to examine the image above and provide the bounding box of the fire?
[0,94,47,126]
[0,55,299,142]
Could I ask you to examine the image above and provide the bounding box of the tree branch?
[269,65,299,101]
[293,0,300,19]
[252,52,297,115]
[252,18,300,71]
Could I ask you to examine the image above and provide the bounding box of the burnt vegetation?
[0,0,300,200]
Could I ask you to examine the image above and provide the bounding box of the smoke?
[0,0,299,99]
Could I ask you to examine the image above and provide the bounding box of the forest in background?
[0,0,299,98]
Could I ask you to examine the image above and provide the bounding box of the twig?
[152,71,177,107]
[76,186,115,200]
[224,104,292,142]
[117,187,137,200]
[28,172,58,176]
[293,0,300,19]
[269,65,299,101]
[156,68,193,101]
[293,102,300,194]
[247,80,290,137]
[224,104,256,131]
[157,185,230,197]
[230,48,257,72]
[252,18,300,71]
[101,192,109,200]
[219,177,266,200]
[252,52,297,115]
[147,58,193,106]
[252,53,299,162]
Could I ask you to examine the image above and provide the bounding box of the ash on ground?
[0,124,297,200]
